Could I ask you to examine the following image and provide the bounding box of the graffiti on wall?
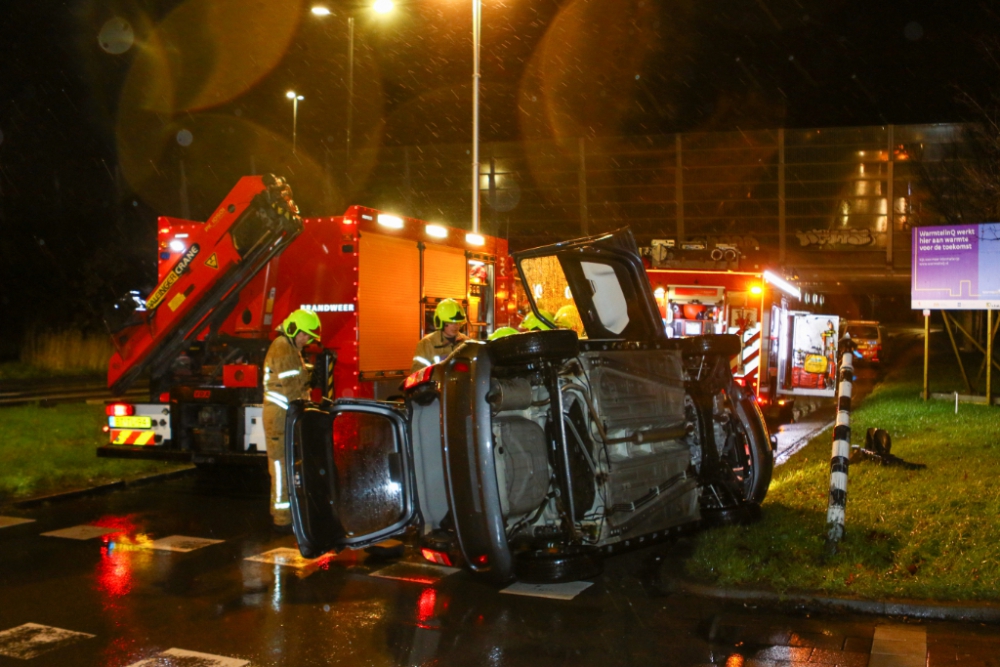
[795,228,875,247]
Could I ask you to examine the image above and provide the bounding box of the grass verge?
[0,403,188,502]
[685,343,1000,602]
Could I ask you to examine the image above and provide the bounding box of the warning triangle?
[205,253,219,270]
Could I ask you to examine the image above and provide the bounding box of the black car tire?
[730,393,774,505]
[514,544,603,583]
[702,502,762,527]
[681,333,741,357]
[489,329,579,366]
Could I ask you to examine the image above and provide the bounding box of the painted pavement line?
[125,647,249,667]
[142,535,225,552]
[0,516,35,529]
[41,524,120,540]
[501,580,594,600]
[0,623,95,660]
[868,624,926,667]
[774,419,834,466]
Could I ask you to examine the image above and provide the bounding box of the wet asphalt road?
[2,469,1000,666]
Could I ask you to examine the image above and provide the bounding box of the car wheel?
[489,329,579,367]
[702,502,761,527]
[728,392,774,505]
[513,543,603,583]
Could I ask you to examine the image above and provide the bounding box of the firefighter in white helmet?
[263,308,320,531]
[411,299,468,374]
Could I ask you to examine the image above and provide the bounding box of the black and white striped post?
[825,334,857,556]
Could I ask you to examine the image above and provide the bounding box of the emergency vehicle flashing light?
[377,214,404,229]
[105,403,135,417]
[750,285,763,295]
[763,271,801,299]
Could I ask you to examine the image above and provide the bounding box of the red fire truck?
[101,175,514,465]
[644,259,802,415]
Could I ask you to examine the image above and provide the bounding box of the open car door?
[285,399,417,559]
[514,228,667,341]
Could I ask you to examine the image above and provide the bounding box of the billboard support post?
[988,309,994,406]
[940,311,972,394]
[923,310,930,401]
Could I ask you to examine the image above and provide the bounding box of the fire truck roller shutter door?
[359,234,421,374]
[423,245,467,300]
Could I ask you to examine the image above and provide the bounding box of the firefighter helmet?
[554,304,582,332]
[433,299,467,330]
[521,310,555,331]
[488,326,519,341]
[279,309,322,342]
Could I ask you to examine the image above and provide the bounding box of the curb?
[659,566,1000,624]
[9,466,196,509]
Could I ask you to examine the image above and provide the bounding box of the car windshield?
[520,253,640,338]
[849,325,879,339]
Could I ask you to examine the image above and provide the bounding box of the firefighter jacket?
[263,334,311,436]
[411,330,468,374]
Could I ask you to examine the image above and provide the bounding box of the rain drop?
[904,21,923,41]
[98,18,134,55]
[176,129,193,147]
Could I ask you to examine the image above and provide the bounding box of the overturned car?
[287,229,774,583]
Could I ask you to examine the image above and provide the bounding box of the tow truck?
[101,175,513,466]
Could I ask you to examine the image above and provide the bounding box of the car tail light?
[420,548,453,567]
[105,403,135,417]
[474,554,489,566]
[452,361,470,373]
[404,366,435,391]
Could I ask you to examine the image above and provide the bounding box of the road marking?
[245,547,334,571]
[142,535,224,552]
[868,624,926,667]
[0,623,94,660]
[774,420,834,466]
[0,516,34,529]
[41,525,119,540]
[501,581,594,600]
[369,562,459,584]
[125,647,248,667]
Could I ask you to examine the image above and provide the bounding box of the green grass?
[685,343,1000,602]
[15,329,112,376]
[0,362,102,381]
[0,403,188,502]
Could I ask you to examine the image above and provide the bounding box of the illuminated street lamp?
[286,90,304,154]
[311,2,393,161]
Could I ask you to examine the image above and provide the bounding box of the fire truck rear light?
[106,403,135,417]
[102,425,110,433]
[734,377,746,387]
[403,366,435,390]
[420,548,453,566]
[452,361,470,373]
[159,392,170,402]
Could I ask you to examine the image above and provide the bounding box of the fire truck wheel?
[489,330,578,367]
[680,333,741,357]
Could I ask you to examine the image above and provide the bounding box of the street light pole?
[286,91,304,154]
[346,16,354,162]
[471,0,481,234]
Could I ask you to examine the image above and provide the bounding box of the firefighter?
[488,326,520,341]
[520,309,555,331]
[263,308,321,531]
[411,299,468,373]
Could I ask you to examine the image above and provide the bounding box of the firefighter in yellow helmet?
[554,304,584,337]
[263,308,320,531]
[411,299,468,374]
[520,309,555,331]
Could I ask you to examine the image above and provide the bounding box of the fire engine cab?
[101,175,513,466]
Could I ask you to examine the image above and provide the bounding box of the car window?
[581,261,629,334]
[519,254,574,322]
[849,325,879,339]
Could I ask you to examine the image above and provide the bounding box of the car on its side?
[841,320,883,364]
[286,229,775,583]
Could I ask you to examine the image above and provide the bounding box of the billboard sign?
[912,223,1000,310]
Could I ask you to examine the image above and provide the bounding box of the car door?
[285,399,417,559]
[514,228,667,341]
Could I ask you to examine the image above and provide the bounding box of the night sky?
[1,0,997,346]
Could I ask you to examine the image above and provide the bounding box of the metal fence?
[343,123,965,270]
